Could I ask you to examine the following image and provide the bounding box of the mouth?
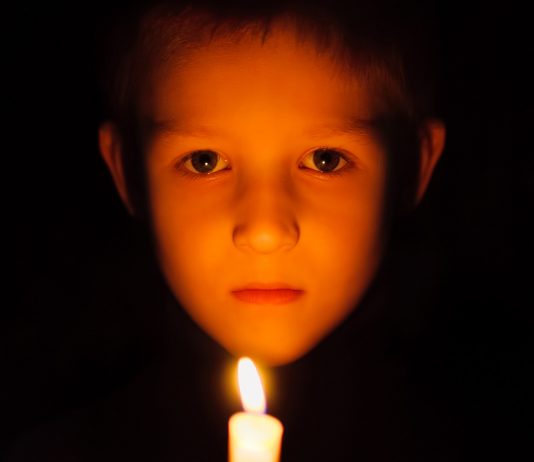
[231,284,304,304]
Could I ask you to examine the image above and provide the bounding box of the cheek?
[303,168,387,251]
[145,171,232,292]
[302,170,388,305]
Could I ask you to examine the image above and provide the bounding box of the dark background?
[6,1,532,460]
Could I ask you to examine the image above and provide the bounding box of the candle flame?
[237,357,266,414]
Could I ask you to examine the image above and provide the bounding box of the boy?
[98,0,445,367]
[9,0,448,460]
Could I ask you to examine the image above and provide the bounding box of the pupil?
[313,148,340,172]
[191,150,217,173]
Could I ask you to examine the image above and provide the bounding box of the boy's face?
[141,24,389,365]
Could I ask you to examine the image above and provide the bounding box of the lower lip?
[231,289,304,304]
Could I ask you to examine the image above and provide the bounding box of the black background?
[6,1,533,460]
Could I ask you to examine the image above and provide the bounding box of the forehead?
[143,21,374,136]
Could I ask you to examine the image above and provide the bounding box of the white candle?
[228,358,284,462]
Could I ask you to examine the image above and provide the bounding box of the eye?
[181,149,229,174]
[300,147,348,173]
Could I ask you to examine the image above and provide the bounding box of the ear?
[415,119,446,206]
[98,122,135,215]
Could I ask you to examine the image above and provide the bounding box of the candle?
[228,357,284,462]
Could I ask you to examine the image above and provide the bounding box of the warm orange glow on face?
[143,21,389,365]
[238,357,266,414]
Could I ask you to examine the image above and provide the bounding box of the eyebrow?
[304,118,381,138]
[146,119,225,138]
[145,116,381,139]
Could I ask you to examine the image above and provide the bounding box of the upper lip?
[231,283,302,291]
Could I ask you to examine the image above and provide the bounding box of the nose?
[232,178,300,254]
